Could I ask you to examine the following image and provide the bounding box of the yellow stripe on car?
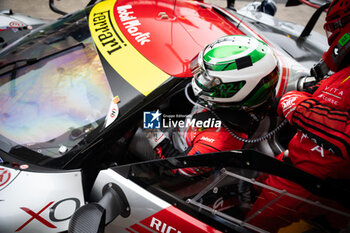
[88,0,170,96]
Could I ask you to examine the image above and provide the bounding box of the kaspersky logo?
[143,110,221,129]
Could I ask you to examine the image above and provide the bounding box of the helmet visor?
[324,15,350,44]
[324,20,339,43]
[191,45,221,90]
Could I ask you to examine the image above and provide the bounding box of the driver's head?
[191,35,278,111]
[323,0,350,71]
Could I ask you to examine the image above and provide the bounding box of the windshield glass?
[0,11,113,159]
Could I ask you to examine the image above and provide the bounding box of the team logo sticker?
[16,198,81,231]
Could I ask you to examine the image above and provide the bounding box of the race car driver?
[142,35,279,176]
[245,0,350,231]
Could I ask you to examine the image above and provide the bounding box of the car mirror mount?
[68,183,130,233]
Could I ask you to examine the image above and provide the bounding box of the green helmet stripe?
[204,42,268,71]
[204,45,248,61]
[206,62,237,71]
[243,72,278,107]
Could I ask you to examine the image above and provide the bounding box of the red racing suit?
[245,66,350,232]
[155,105,247,176]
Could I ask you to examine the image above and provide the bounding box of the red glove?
[277,90,310,123]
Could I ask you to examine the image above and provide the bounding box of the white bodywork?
[0,165,84,233]
[91,169,171,232]
[0,10,48,29]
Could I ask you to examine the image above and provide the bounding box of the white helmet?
[191,35,279,110]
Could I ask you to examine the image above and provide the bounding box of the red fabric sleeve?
[175,127,246,176]
[291,99,350,159]
[277,90,311,123]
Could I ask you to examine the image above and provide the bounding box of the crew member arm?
[291,98,350,159]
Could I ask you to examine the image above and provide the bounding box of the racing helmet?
[257,0,277,16]
[322,0,350,71]
[191,35,279,111]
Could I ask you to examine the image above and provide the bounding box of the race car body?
[0,9,49,48]
[0,166,84,233]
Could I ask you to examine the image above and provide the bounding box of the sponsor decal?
[323,86,344,97]
[200,136,215,143]
[143,111,221,129]
[0,168,11,187]
[16,202,57,231]
[280,96,297,110]
[339,33,350,46]
[88,0,169,96]
[104,96,120,128]
[149,217,181,233]
[0,22,32,32]
[127,206,221,233]
[299,133,335,156]
[117,5,151,45]
[16,198,81,231]
[317,86,343,106]
[19,164,29,170]
[9,21,25,28]
[91,9,126,55]
[318,93,339,106]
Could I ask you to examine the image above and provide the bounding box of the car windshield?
[0,11,113,159]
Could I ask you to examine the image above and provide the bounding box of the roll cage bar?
[110,149,350,232]
[113,149,350,210]
[49,0,99,16]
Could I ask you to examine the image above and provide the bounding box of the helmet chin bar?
[198,94,254,112]
[323,31,350,72]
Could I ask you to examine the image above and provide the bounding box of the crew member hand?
[145,129,167,149]
[277,90,309,123]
